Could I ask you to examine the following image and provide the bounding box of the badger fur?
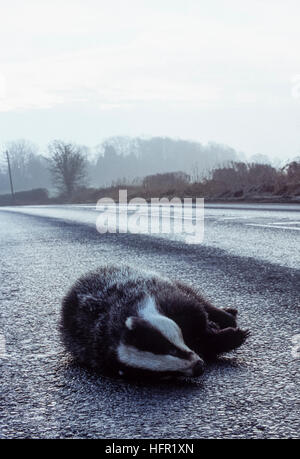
[60,265,249,378]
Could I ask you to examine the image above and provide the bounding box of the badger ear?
[125,317,135,330]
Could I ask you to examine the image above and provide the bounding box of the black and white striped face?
[117,298,204,377]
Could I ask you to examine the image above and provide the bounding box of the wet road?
[0,204,299,438]
[3,202,300,268]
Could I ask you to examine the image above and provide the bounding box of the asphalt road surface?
[0,204,299,439]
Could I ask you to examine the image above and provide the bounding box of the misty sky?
[0,0,300,161]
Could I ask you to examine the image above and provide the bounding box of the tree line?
[0,137,240,195]
[0,137,299,203]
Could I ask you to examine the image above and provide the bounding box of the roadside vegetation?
[0,138,299,205]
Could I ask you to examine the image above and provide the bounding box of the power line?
[5,150,15,204]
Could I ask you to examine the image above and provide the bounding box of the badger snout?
[181,354,205,377]
[191,359,205,377]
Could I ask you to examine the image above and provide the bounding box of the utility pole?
[6,150,15,204]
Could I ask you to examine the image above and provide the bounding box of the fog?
[1,1,300,162]
[0,137,241,193]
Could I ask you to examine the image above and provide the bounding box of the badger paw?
[232,328,250,347]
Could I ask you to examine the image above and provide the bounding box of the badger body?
[61,265,249,378]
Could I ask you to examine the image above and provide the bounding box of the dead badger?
[61,265,249,378]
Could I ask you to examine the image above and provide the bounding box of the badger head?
[117,312,204,379]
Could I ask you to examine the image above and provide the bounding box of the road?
[0,203,299,438]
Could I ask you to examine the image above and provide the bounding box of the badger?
[60,265,249,379]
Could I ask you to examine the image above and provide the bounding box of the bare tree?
[4,139,38,188]
[1,139,52,193]
[283,160,300,184]
[48,140,87,197]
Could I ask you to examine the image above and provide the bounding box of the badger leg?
[174,281,238,329]
[203,302,238,329]
[202,327,250,358]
